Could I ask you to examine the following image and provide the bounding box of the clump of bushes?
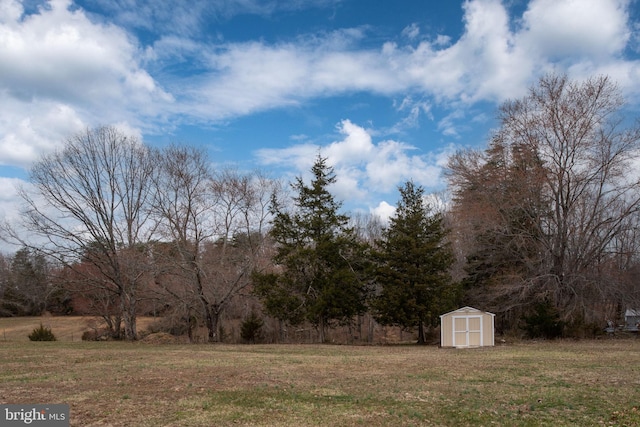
[28,323,57,341]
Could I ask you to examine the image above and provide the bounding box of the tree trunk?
[103,314,122,339]
[417,320,426,345]
[318,317,326,343]
[201,302,223,343]
[211,306,221,342]
[121,296,138,340]
[204,304,216,342]
[125,314,137,341]
[187,313,195,343]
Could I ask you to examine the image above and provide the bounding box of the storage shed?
[440,306,495,348]
[624,309,639,332]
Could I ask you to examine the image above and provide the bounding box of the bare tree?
[150,145,215,341]
[151,146,278,342]
[3,126,156,339]
[203,169,279,341]
[448,74,640,331]
[349,212,384,245]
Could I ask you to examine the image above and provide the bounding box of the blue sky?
[2,0,640,227]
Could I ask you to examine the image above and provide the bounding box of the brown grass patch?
[0,318,639,426]
[0,316,157,341]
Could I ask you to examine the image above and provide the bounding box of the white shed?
[440,306,495,348]
[625,309,640,331]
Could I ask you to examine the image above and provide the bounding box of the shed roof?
[625,309,640,317]
[440,306,495,318]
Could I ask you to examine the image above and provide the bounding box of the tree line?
[1,73,639,342]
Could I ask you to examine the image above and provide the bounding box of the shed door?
[453,315,483,347]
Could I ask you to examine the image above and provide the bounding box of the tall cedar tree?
[253,155,370,342]
[373,181,456,344]
[448,74,640,332]
[454,140,549,330]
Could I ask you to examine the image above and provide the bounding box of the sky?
[2,0,640,237]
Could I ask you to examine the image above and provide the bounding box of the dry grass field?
[0,316,158,342]
[1,317,639,426]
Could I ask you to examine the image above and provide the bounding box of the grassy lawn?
[0,321,639,426]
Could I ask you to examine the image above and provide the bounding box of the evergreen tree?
[254,155,370,342]
[373,181,456,344]
[455,140,549,330]
[4,248,50,316]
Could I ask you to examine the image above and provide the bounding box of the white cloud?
[256,143,320,170]
[326,119,375,163]
[364,139,441,193]
[433,34,451,47]
[371,201,395,224]
[0,176,29,252]
[189,0,639,129]
[256,119,449,211]
[402,23,420,40]
[185,34,404,121]
[399,0,528,104]
[390,96,432,132]
[0,0,172,167]
[518,0,630,60]
[1,0,640,222]
[0,177,23,219]
[1,0,171,106]
[0,98,85,167]
[3,0,637,168]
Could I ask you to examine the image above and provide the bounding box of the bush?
[523,301,565,339]
[28,323,57,341]
[241,312,264,343]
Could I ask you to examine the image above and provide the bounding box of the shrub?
[81,330,97,341]
[241,312,264,343]
[523,301,565,339]
[28,323,57,341]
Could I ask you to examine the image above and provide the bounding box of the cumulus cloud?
[371,201,395,224]
[256,119,450,211]
[518,0,630,60]
[0,99,85,167]
[0,0,172,166]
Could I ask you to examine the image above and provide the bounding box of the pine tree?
[254,155,370,342]
[373,181,456,344]
[6,248,50,316]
